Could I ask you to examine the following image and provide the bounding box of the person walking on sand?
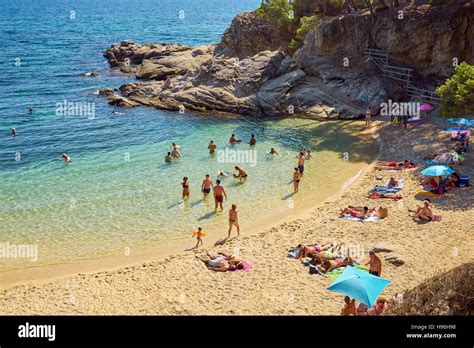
[181,176,190,200]
[208,140,217,154]
[297,152,305,174]
[213,180,227,212]
[293,167,301,193]
[201,174,213,196]
[233,166,248,182]
[249,134,256,145]
[192,227,206,248]
[365,250,382,276]
[365,106,372,128]
[227,204,240,238]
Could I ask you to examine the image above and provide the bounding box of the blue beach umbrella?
[327,266,390,307]
[421,165,455,176]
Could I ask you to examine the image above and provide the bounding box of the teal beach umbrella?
[327,266,390,307]
[421,165,455,176]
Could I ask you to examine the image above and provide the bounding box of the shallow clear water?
[0,0,376,271]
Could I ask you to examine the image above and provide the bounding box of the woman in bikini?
[296,243,333,261]
[340,206,371,219]
[181,177,190,199]
[227,204,240,238]
[409,200,433,222]
[293,167,301,193]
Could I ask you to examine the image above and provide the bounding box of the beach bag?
[378,207,388,219]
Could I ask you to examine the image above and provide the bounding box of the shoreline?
[0,119,379,290]
[1,115,472,315]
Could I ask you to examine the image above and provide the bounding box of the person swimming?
[269,148,278,155]
[11,128,16,136]
[61,153,71,163]
[28,107,33,113]
[217,171,230,178]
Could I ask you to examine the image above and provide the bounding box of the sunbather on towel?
[340,206,372,219]
[369,192,402,200]
[312,255,355,273]
[198,254,245,272]
[296,243,333,261]
[375,160,415,171]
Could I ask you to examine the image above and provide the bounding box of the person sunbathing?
[369,192,402,200]
[198,253,244,272]
[409,200,433,222]
[340,206,372,219]
[312,255,354,273]
[296,243,333,260]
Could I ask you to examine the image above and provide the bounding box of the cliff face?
[215,12,292,59]
[296,1,474,77]
[102,1,473,118]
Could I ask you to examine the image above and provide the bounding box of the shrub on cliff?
[436,62,474,117]
[289,15,325,49]
[256,0,293,28]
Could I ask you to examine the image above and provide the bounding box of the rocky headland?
[102,0,473,119]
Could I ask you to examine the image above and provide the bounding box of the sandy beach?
[1,115,472,315]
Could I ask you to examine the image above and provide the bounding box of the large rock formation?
[296,1,474,78]
[101,1,473,118]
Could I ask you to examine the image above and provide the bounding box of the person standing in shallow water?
[365,106,372,128]
[181,177,190,200]
[297,152,305,175]
[213,179,227,212]
[249,134,256,145]
[228,204,240,238]
[165,152,172,162]
[293,167,301,193]
[201,174,213,197]
[208,140,217,154]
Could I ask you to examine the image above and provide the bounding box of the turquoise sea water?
[0,0,375,271]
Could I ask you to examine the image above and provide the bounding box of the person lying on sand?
[342,296,357,316]
[369,192,402,200]
[296,243,334,261]
[313,256,355,273]
[409,200,433,222]
[339,206,372,219]
[374,160,415,171]
[198,254,244,272]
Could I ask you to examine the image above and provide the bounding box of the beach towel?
[326,265,369,281]
[371,179,404,193]
[414,189,442,199]
[369,192,402,200]
[342,215,380,222]
[288,248,301,259]
[229,261,252,272]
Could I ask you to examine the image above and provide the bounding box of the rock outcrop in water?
[102,1,473,119]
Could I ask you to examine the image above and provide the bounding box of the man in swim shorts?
[213,180,227,212]
[227,204,240,238]
[366,250,382,276]
[233,166,248,182]
[297,152,305,174]
[201,174,213,196]
[208,140,217,154]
